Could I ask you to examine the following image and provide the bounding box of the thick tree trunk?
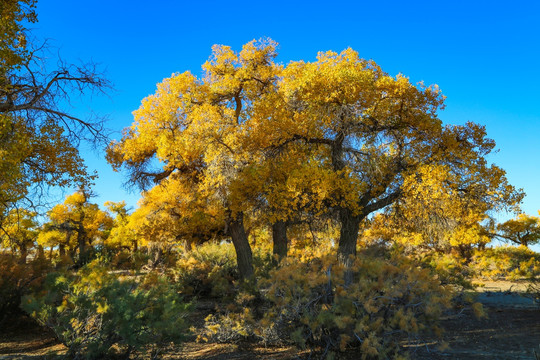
[337,208,362,261]
[272,220,288,262]
[37,245,45,259]
[227,211,254,280]
[77,235,88,266]
[337,207,362,285]
[59,243,66,257]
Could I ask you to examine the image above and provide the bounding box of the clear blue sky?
[33,0,540,220]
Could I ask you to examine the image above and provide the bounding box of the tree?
[103,201,138,252]
[496,213,540,247]
[0,0,109,221]
[108,40,522,278]
[43,190,113,265]
[272,49,522,266]
[108,39,281,279]
[0,208,38,263]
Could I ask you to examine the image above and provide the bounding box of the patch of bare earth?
[411,279,540,360]
[0,312,65,359]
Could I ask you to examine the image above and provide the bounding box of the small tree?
[496,213,540,248]
[43,190,113,265]
[0,208,38,263]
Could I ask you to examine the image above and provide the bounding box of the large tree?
[109,41,522,278]
[108,40,280,279]
[273,49,522,265]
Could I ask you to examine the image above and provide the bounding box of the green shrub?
[22,261,191,359]
[415,251,474,289]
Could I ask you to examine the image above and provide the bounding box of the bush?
[174,241,274,299]
[99,248,149,270]
[0,253,50,324]
[175,242,239,299]
[202,254,451,359]
[415,251,474,290]
[470,245,540,280]
[22,261,191,360]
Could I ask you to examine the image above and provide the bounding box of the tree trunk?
[59,243,66,257]
[337,207,362,285]
[337,208,362,261]
[147,242,163,268]
[227,211,254,280]
[272,220,288,262]
[37,245,45,259]
[77,235,88,266]
[19,243,28,264]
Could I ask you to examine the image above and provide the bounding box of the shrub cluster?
[470,245,540,280]
[22,261,191,360]
[202,253,451,359]
[174,241,274,299]
[174,242,239,298]
[0,254,50,324]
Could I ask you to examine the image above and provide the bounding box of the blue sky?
[33,0,540,220]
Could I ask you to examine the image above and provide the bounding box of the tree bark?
[272,220,288,262]
[59,243,65,257]
[337,207,362,285]
[337,208,362,261]
[77,234,88,266]
[227,211,254,280]
[19,243,28,264]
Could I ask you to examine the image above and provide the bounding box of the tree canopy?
[108,39,523,279]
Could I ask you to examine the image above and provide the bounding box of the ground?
[1,280,539,360]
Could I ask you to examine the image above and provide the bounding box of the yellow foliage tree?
[108,39,281,279]
[109,40,522,278]
[496,213,540,248]
[0,0,108,223]
[271,49,522,265]
[103,201,137,251]
[43,190,113,265]
[0,208,38,263]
